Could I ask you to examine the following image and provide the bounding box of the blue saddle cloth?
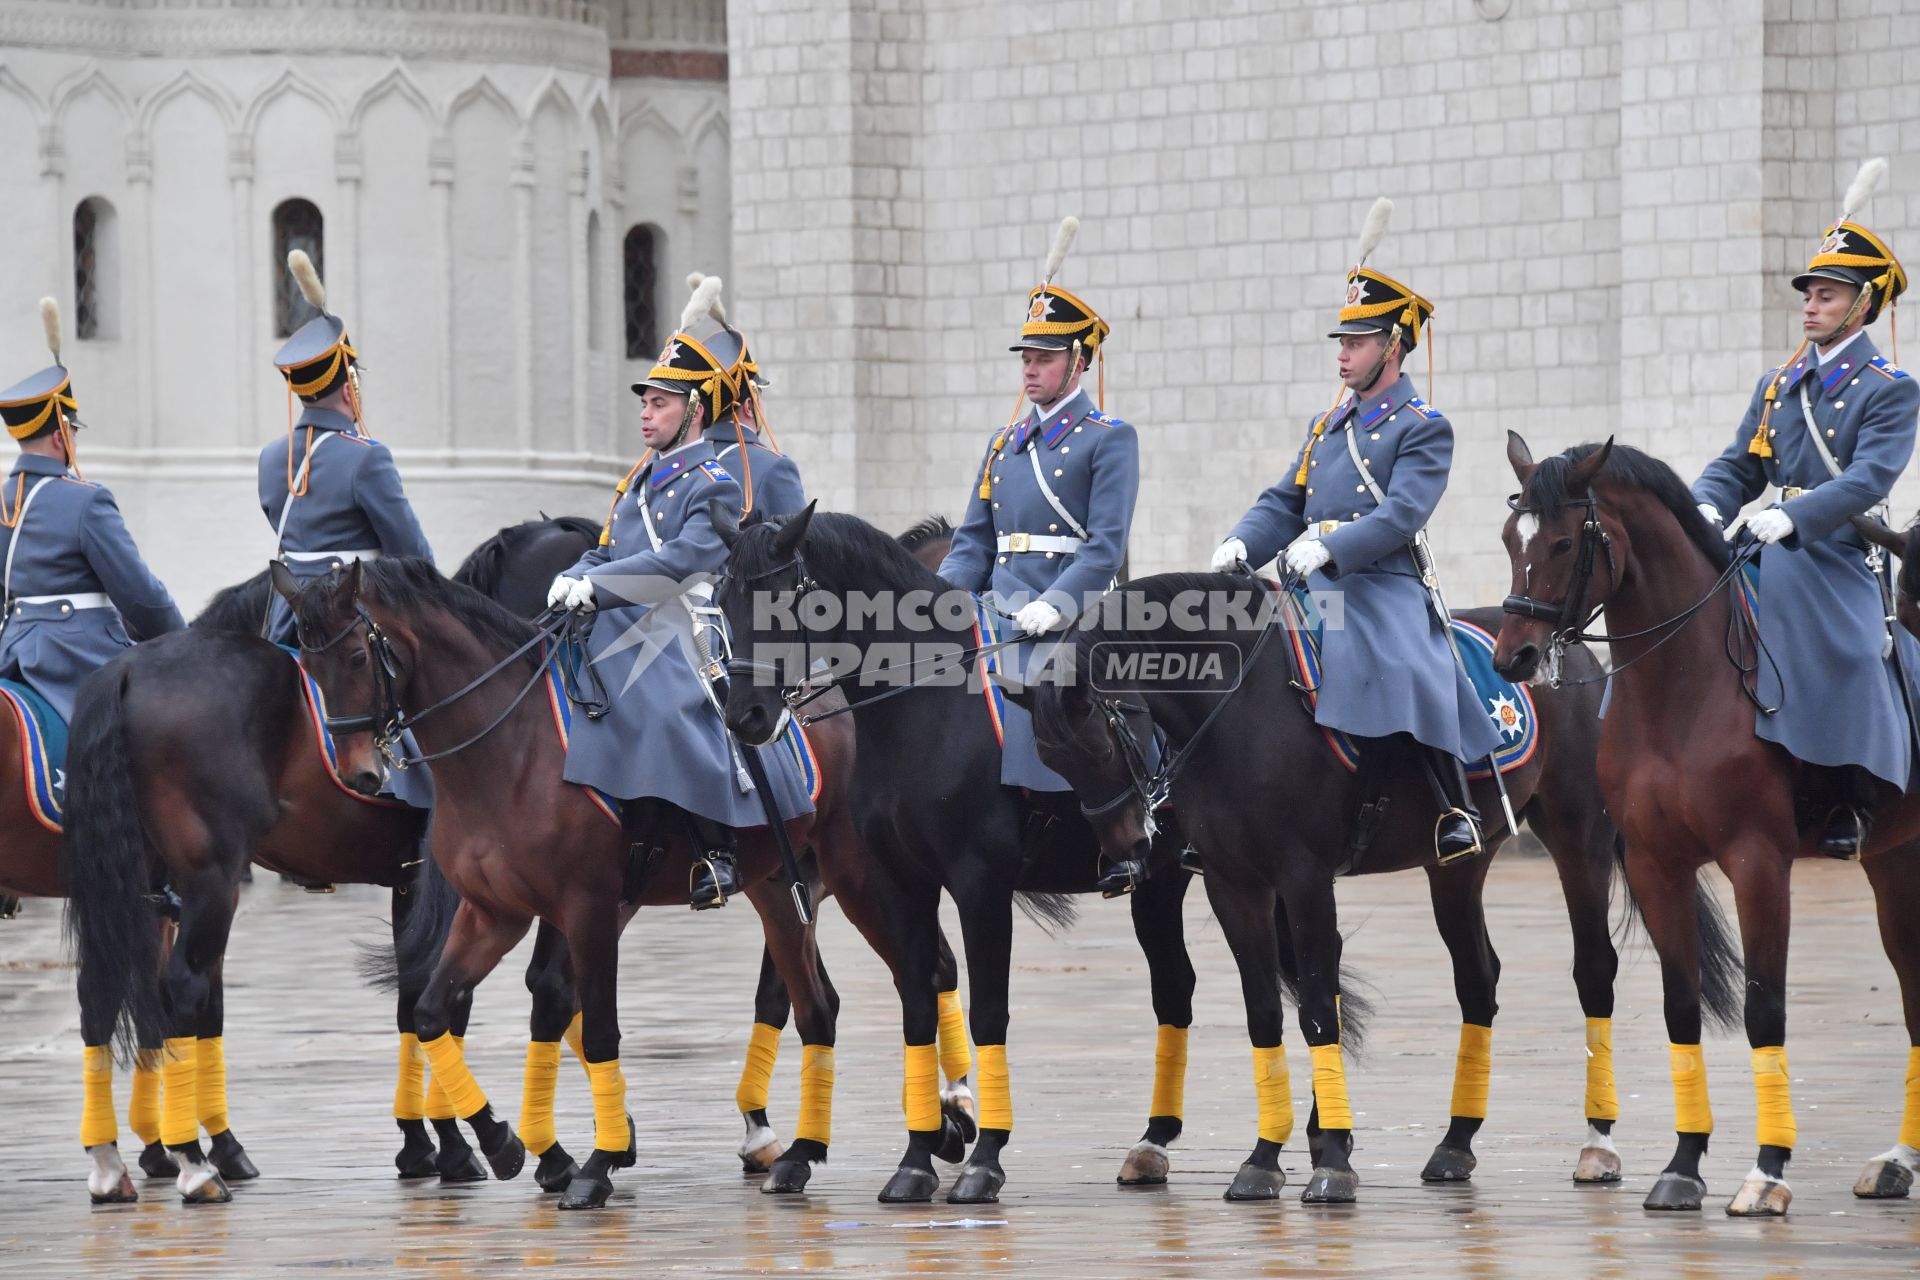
[0,678,68,831]
[1277,586,1538,779]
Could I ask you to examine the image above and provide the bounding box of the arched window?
[73,196,119,341]
[272,198,325,338]
[623,223,663,359]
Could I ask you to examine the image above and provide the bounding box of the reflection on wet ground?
[2,858,1915,1275]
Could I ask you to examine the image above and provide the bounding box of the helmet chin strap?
[663,389,700,451]
[1042,340,1085,407]
[1814,283,1872,348]
[1355,326,1404,398]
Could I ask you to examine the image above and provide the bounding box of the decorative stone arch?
[443,73,521,132]
[618,97,686,160]
[686,102,730,161]
[522,72,576,136]
[49,63,134,133]
[239,64,344,138]
[135,69,240,140]
[346,63,440,138]
[0,64,48,122]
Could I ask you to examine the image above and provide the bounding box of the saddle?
[0,678,67,833]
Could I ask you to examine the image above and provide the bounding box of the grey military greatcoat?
[1230,372,1504,765]
[704,417,806,519]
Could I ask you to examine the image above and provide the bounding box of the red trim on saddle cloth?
[295,662,409,808]
[0,689,61,833]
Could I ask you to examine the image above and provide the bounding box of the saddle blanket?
[1278,586,1538,779]
[0,678,67,833]
[544,641,821,828]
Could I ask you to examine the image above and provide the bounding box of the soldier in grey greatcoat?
[0,299,183,725]
[1693,160,1920,857]
[1214,219,1501,862]
[548,277,814,909]
[683,272,807,520]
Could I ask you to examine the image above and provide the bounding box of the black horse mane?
[1524,442,1730,571]
[454,514,600,595]
[295,555,534,656]
[193,569,272,632]
[896,513,954,556]
[736,509,952,599]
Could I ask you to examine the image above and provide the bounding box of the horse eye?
[1550,537,1574,556]
[350,648,369,669]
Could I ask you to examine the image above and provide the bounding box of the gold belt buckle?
[1781,486,1804,499]
[1317,520,1341,536]
[1007,532,1031,553]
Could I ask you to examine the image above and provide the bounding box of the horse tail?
[395,847,461,995]
[61,667,165,1059]
[1607,831,1744,1033]
[1014,890,1078,934]
[1272,894,1373,1056]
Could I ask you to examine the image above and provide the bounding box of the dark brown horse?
[1494,435,1920,1215]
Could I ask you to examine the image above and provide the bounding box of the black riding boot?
[1421,747,1484,865]
[1817,764,1878,859]
[1095,852,1148,899]
[685,812,742,910]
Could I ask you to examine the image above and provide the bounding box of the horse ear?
[1565,436,1614,495]
[715,514,741,551]
[268,560,302,605]
[336,558,364,605]
[772,500,818,560]
[1851,513,1907,557]
[1505,431,1536,485]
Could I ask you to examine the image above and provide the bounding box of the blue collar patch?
[648,456,690,489]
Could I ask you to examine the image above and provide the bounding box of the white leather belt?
[281,548,384,564]
[11,592,111,611]
[1301,520,1345,540]
[996,533,1085,555]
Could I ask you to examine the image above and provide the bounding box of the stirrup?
[1177,845,1204,876]
[1433,809,1484,866]
[1818,806,1869,861]
[1096,857,1146,899]
[689,856,735,911]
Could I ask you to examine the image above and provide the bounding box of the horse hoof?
[763,1158,814,1195]
[933,1116,968,1165]
[89,1173,138,1205]
[1224,1161,1286,1201]
[1300,1166,1359,1204]
[1420,1143,1477,1183]
[1574,1144,1624,1184]
[1726,1170,1791,1217]
[557,1168,612,1210]
[739,1122,783,1175]
[942,1092,979,1146]
[483,1133,526,1182]
[1853,1157,1915,1199]
[208,1132,259,1182]
[535,1144,579,1193]
[395,1137,439,1180]
[1117,1141,1170,1185]
[1643,1171,1706,1211]
[612,1117,637,1173]
[437,1148,489,1184]
[947,1163,1004,1204]
[177,1165,232,1205]
[87,1146,137,1204]
[878,1165,939,1203]
[138,1141,180,1179]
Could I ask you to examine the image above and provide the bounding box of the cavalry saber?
[1412,530,1519,839]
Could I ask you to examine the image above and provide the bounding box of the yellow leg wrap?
[976,1044,1012,1131]
[1670,1042,1713,1134]
[1751,1046,1796,1149]
[735,1022,781,1114]
[563,1011,586,1067]
[81,1045,118,1149]
[519,1041,562,1155]
[394,1032,428,1122]
[584,1057,628,1154]
[196,1037,230,1135]
[795,1044,835,1145]
[1310,1042,1353,1131]
[1583,1017,1619,1121]
[903,1041,941,1132]
[1251,1043,1294,1145]
[160,1036,199,1147]
[424,1069,455,1121]
[129,1052,164,1145]
[420,1032,488,1120]
[1151,1024,1188,1118]
[1900,1046,1920,1151]
[937,989,972,1085]
[1448,1023,1493,1121]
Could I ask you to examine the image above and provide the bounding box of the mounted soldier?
[259,250,433,648]
[1692,158,1919,857]
[0,298,183,726]
[684,272,807,519]
[1212,199,1500,863]
[547,277,814,910]
[936,217,1141,894]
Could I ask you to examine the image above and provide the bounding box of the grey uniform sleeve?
[749,454,807,518]
[585,479,744,608]
[1229,436,1311,568]
[1318,413,1450,578]
[1041,421,1138,619]
[1780,374,1919,545]
[80,489,185,640]
[936,439,999,591]
[1692,374,1775,521]
[352,443,435,565]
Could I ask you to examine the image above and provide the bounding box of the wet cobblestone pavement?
[2,856,1916,1276]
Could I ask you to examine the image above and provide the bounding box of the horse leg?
[1721,844,1796,1217]
[1630,850,1713,1212]
[877,876,951,1204]
[388,883,441,1180]
[735,946,791,1175]
[1281,872,1358,1204]
[947,885,1016,1205]
[1857,846,1920,1198]
[196,947,257,1182]
[1535,810,1625,1183]
[520,921,585,1192]
[77,986,136,1204]
[1420,857,1500,1184]
[156,867,238,1203]
[555,901,632,1211]
[747,879,838,1195]
[414,901,529,1182]
[1204,873,1294,1202]
[935,929,979,1141]
[1118,868,1196,1185]
[129,916,177,1181]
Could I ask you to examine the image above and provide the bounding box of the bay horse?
[1493,435,1920,1215]
[714,506,1375,1204]
[1022,571,1741,1201]
[60,517,599,1205]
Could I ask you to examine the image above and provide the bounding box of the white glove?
[1696,502,1723,527]
[1013,600,1063,636]
[1284,538,1332,578]
[563,576,599,613]
[547,574,579,609]
[1210,538,1248,573]
[1747,507,1794,545]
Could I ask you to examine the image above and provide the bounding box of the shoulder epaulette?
[59,476,101,490]
[698,459,733,483]
[1869,356,1908,380]
[1406,397,1443,420]
[334,432,376,448]
[1086,410,1127,428]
